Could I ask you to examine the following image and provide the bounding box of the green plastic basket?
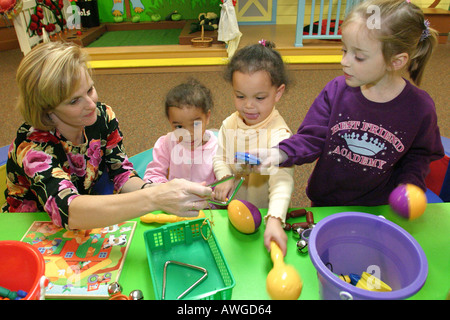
[144,218,235,300]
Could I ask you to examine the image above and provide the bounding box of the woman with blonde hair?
[2,41,211,230]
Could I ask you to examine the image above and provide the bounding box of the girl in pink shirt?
[144,79,218,185]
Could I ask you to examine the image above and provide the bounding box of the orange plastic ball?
[227,199,262,234]
[389,184,427,220]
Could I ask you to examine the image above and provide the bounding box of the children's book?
[21,221,136,299]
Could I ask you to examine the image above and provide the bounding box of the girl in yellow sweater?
[213,40,294,255]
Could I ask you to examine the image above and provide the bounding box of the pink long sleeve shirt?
[143,130,218,185]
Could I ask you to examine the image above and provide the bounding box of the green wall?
[97,0,222,23]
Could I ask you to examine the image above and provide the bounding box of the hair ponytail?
[408,25,438,85]
[224,40,289,88]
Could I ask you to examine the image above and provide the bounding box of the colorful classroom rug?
[87,29,182,47]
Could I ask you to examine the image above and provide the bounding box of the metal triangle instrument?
[162,260,208,300]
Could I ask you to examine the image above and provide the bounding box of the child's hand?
[212,179,234,202]
[234,163,253,175]
[264,216,288,256]
[247,148,287,174]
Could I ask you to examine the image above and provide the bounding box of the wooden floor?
[82,24,343,74]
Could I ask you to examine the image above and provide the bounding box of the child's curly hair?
[224,40,289,88]
[165,78,213,117]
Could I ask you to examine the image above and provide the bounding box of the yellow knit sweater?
[213,109,294,224]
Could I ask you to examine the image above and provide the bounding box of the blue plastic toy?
[235,152,261,165]
[0,285,27,300]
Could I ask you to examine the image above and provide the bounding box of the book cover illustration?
[21,221,136,299]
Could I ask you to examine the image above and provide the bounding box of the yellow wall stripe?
[89,55,342,69]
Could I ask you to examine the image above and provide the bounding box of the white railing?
[295,0,364,47]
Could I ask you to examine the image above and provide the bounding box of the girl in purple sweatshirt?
[258,0,444,206]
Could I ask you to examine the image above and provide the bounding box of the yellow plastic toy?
[339,272,392,292]
[355,272,392,292]
[389,183,427,220]
[227,199,262,234]
[266,242,303,300]
[140,210,205,224]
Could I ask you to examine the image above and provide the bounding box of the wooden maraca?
[266,241,303,300]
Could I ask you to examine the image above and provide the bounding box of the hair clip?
[258,39,266,47]
[420,19,431,42]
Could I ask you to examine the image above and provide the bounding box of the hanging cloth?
[218,0,242,58]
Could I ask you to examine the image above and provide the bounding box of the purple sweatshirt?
[278,76,444,206]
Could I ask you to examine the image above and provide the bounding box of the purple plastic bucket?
[308,212,428,300]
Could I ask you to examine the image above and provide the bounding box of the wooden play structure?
[8,0,222,54]
[7,0,449,72]
[422,0,450,44]
[46,19,221,48]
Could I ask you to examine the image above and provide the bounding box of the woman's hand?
[264,216,288,256]
[68,178,211,229]
[144,179,212,217]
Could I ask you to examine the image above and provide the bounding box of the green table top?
[1,203,449,300]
